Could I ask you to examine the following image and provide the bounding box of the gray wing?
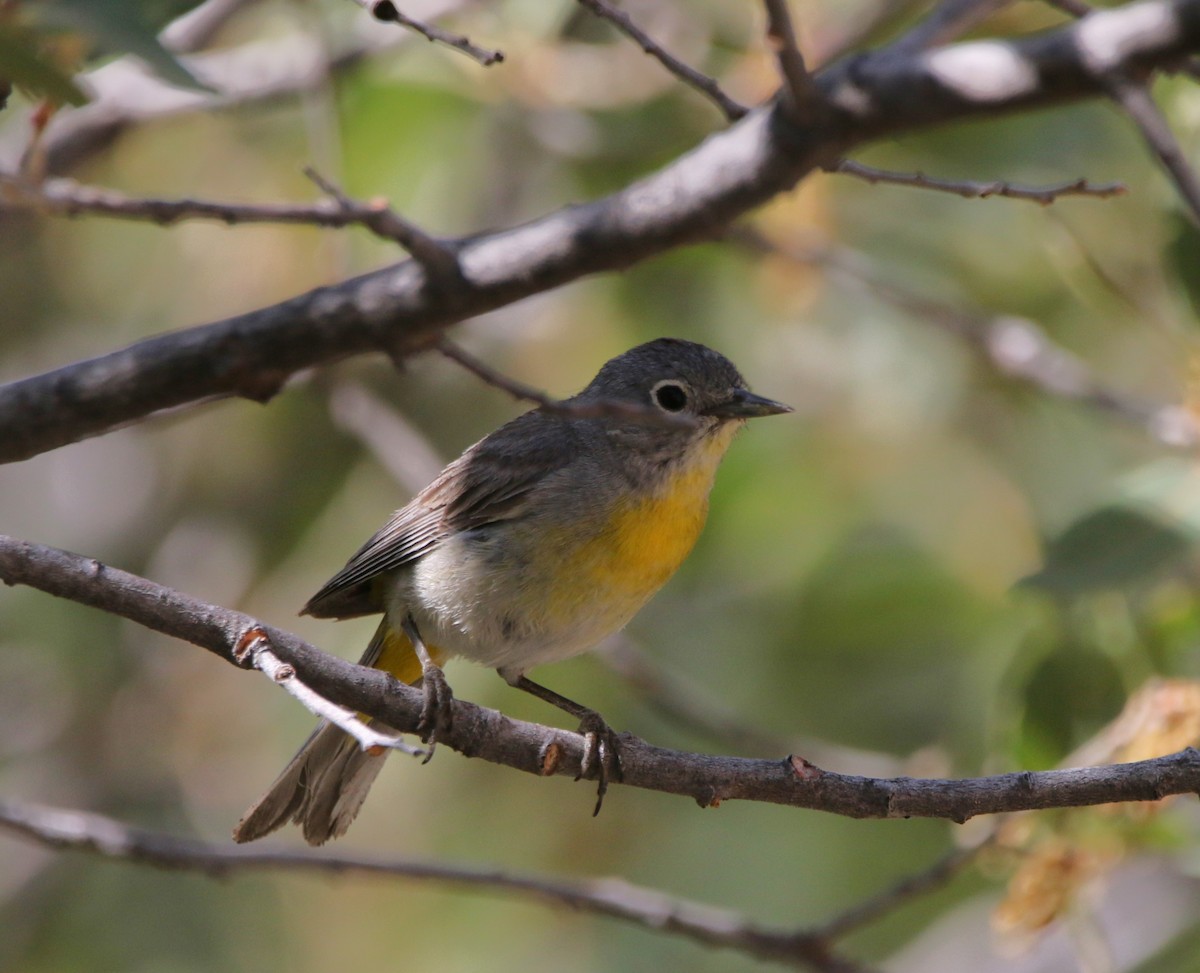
[302,410,581,619]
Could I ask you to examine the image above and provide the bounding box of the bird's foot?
[576,710,624,816]
[416,662,454,763]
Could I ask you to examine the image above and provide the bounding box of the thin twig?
[0,173,416,230]
[0,799,871,972]
[435,340,693,428]
[354,0,504,66]
[302,166,464,283]
[761,0,821,121]
[887,0,1014,55]
[237,628,425,757]
[1106,78,1200,227]
[574,0,749,122]
[817,845,983,940]
[827,159,1126,204]
[809,0,928,68]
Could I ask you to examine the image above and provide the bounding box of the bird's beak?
[703,389,793,419]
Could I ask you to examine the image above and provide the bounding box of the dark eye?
[653,382,688,412]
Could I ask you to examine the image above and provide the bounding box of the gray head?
[569,338,791,451]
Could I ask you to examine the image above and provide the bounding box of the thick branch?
[3,0,1199,463]
[4,534,1200,822]
[0,800,868,972]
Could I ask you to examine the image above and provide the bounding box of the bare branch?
[4,0,1200,463]
[237,628,425,757]
[302,166,464,284]
[809,0,928,68]
[435,340,693,428]
[762,0,822,121]
[826,159,1127,203]
[0,799,872,972]
[1042,0,1200,202]
[355,0,504,66]
[887,0,1014,55]
[574,0,749,122]
[817,846,982,940]
[5,534,1200,823]
[1107,78,1200,227]
[0,173,426,230]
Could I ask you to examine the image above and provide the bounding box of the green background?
[3,1,1200,970]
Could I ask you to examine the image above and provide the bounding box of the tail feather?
[232,719,390,845]
[298,720,390,845]
[233,619,430,845]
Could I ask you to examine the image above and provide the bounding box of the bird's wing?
[302,411,580,619]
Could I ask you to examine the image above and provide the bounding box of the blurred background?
[3,0,1200,970]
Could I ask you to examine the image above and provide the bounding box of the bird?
[233,337,791,844]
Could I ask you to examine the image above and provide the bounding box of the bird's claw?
[576,712,623,816]
[417,663,454,763]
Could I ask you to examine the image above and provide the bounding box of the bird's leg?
[503,672,623,815]
[402,614,453,763]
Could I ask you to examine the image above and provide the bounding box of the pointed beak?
[703,388,793,420]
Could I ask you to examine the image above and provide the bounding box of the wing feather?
[302,411,580,619]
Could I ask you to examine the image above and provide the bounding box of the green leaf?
[1168,214,1200,322]
[0,25,88,106]
[30,0,211,92]
[1023,505,1193,595]
[1016,643,1125,768]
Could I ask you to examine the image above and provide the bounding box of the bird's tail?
[232,619,430,845]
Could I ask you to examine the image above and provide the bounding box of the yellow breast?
[573,424,740,601]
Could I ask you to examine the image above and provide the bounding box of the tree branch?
[826,159,1126,203]
[357,0,503,66]
[762,0,822,122]
[887,0,1014,56]
[1040,0,1200,224]
[1107,76,1200,226]
[237,628,425,757]
[0,173,434,230]
[0,799,875,972]
[4,534,1200,823]
[301,166,464,285]
[3,0,1199,463]
[574,0,749,122]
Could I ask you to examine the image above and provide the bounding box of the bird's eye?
[652,381,689,412]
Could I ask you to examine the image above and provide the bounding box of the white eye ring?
[651,379,690,412]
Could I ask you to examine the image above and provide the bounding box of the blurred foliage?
[0,0,208,105]
[2,0,1200,971]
